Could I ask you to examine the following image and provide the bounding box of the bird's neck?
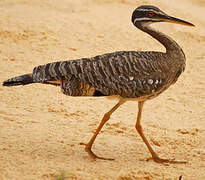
[136,23,185,58]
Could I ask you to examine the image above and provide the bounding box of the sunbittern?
[3,5,194,163]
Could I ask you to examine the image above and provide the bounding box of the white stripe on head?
[136,9,165,16]
[133,17,152,24]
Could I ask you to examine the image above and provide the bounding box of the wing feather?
[72,51,169,98]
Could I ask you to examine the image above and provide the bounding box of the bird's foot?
[147,155,187,164]
[86,148,114,160]
[82,143,114,160]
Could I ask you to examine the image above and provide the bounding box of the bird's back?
[32,50,181,99]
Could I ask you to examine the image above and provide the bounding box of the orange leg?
[135,101,186,164]
[85,98,125,160]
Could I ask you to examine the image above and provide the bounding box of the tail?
[3,60,79,87]
[3,74,33,86]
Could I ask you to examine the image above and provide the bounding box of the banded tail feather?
[3,61,69,87]
[2,61,106,97]
[3,74,33,86]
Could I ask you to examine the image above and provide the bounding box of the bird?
[3,5,194,163]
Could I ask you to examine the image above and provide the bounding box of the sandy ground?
[0,0,205,179]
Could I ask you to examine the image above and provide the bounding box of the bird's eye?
[148,11,155,17]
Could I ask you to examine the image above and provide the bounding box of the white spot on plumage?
[148,79,154,85]
[129,76,134,81]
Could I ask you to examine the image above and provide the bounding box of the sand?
[0,0,205,179]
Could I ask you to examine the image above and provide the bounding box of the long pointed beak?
[163,15,195,27]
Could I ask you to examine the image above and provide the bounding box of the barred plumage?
[3,5,194,163]
[31,51,175,98]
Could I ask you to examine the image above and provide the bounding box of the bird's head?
[132,5,194,27]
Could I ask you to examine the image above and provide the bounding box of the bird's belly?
[123,82,171,101]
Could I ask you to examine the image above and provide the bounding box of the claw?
[147,155,187,164]
[85,145,114,161]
